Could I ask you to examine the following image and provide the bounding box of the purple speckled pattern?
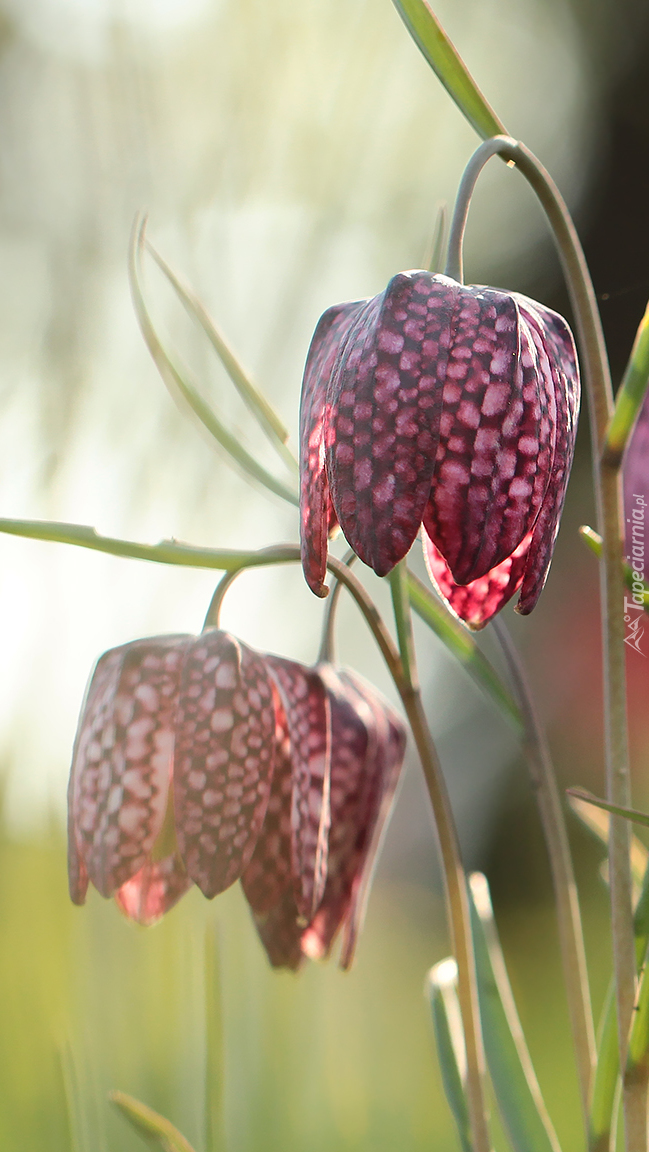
[265,654,331,921]
[68,632,406,969]
[299,301,367,596]
[303,667,406,969]
[240,698,294,915]
[68,636,190,900]
[299,270,580,625]
[174,631,276,899]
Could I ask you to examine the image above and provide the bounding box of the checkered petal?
[325,272,456,576]
[240,695,294,914]
[174,630,276,898]
[68,636,190,900]
[423,287,545,584]
[299,301,366,596]
[515,297,580,614]
[114,854,192,926]
[302,668,406,966]
[265,655,331,922]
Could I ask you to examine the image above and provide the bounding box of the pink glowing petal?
[174,631,276,899]
[425,286,542,584]
[115,854,192,926]
[69,636,190,899]
[240,694,294,915]
[423,527,532,629]
[299,301,366,595]
[265,655,331,922]
[326,272,457,576]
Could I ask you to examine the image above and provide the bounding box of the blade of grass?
[579,525,649,608]
[469,873,562,1152]
[407,568,522,732]
[390,0,507,139]
[567,788,649,832]
[567,792,648,887]
[110,1091,196,1152]
[604,299,649,466]
[587,859,649,1151]
[145,236,297,475]
[427,202,448,274]
[427,959,474,1152]
[129,215,298,507]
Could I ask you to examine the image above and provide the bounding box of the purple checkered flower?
[67,631,406,968]
[300,270,580,628]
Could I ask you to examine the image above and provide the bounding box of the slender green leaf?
[146,237,297,474]
[427,959,473,1152]
[567,791,648,886]
[604,298,649,463]
[129,215,298,507]
[566,787,649,831]
[579,525,649,608]
[468,873,562,1152]
[0,516,300,571]
[391,0,507,140]
[407,569,522,732]
[110,1091,196,1152]
[586,855,649,1149]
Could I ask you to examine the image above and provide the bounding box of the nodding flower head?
[68,630,406,969]
[299,270,580,628]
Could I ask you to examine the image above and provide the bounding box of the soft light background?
[0,0,646,1148]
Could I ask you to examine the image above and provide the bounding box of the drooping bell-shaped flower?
[242,661,406,970]
[300,270,580,628]
[68,630,406,968]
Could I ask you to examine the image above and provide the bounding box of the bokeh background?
[1,0,649,1147]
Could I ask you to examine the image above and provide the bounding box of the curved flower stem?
[390,562,491,1152]
[317,549,358,663]
[491,618,595,1125]
[202,569,242,630]
[448,136,636,1148]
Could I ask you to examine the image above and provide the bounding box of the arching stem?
[449,136,636,1147]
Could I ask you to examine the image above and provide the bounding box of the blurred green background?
[0,0,649,1148]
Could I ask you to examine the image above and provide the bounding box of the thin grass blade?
[567,788,649,831]
[468,873,562,1152]
[604,299,649,464]
[146,238,297,474]
[204,923,225,1152]
[579,525,649,608]
[567,791,648,886]
[129,215,298,506]
[390,0,506,140]
[407,569,522,731]
[427,959,473,1152]
[110,1091,196,1152]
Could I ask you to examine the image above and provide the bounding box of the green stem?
[317,549,357,663]
[448,135,635,1149]
[389,563,491,1152]
[491,619,595,1126]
